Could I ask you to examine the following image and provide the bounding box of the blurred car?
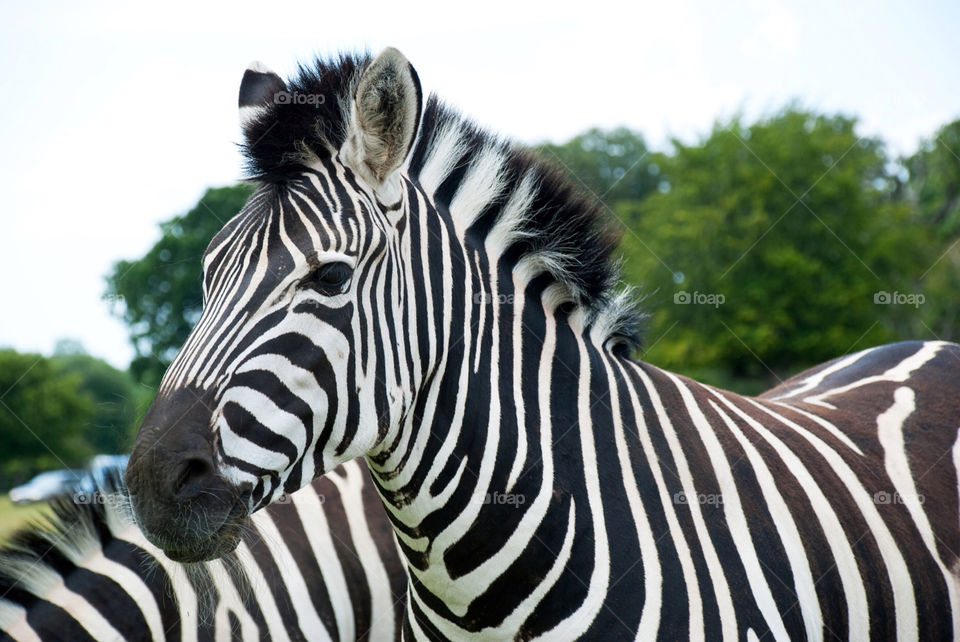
[88,454,129,487]
[8,469,88,504]
[8,454,129,504]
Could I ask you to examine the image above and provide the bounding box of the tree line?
[0,341,150,486]
[540,110,959,391]
[1,106,957,485]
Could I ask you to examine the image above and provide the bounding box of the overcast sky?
[1,0,957,368]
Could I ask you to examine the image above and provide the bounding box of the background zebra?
[0,460,406,641]
[124,47,960,640]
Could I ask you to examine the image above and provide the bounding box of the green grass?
[0,494,52,544]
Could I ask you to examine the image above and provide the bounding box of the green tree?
[51,340,150,454]
[538,127,663,206]
[0,349,94,487]
[907,119,960,238]
[615,108,923,390]
[106,184,255,388]
[902,120,960,341]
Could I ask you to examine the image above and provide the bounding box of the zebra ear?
[238,61,287,136]
[343,47,423,187]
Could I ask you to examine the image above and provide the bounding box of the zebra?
[123,47,960,640]
[0,460,406,641]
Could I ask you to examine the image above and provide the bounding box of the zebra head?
[125,48,424,562]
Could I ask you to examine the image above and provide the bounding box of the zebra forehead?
[203,182,361,277]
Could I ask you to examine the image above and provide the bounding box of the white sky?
[1,0,957,368]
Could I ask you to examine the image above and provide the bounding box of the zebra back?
[0,460,406,641]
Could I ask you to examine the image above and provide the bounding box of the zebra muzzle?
[126,388,250,561]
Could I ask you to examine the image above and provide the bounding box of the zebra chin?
[143,502,249,564]
[125,387,253,563]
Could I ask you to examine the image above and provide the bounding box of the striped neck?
[365,168,639,626]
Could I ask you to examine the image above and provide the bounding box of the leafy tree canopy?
[0,342,147,487]
[51,340,150,454]
[901,119,960,341]
[104,117,957,395]
[0,349,93,486]
[106,184,255,388]
[907,119,960,239]
[537,127,664,205]
[615,109,926,388]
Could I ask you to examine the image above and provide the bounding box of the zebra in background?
[0,460,406,641]
[123,47,960,640]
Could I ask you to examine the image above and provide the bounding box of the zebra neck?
[368,274,647,621]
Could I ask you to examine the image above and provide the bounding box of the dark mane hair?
[241,52,643,352]
[0,470,128,609]
[242,52,371,181]
[0,468,241,628]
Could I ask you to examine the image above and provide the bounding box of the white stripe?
[504,270,528,495]
[0,602,43,642]
[705,394,823,641]
[669,374,789,641]
[472,251,486,374]
[79,555,166,642]
[234,540,293,642]
[536,329,610,638]
[448,144,507,234]
[766,401,863,455]
[39,581,124,642]
[878,386,960,637]
[607,358,662,641]
[485,173,536,258]
[417,122,467,197]
[626,362,704,641]
[635,365,735,640]
[767,348,873,400]
[208,558,261,642]
[328,461,398,642]
[803,341,944,409]
[255,506,332,638]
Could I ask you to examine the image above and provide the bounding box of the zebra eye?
[310,262,352,294]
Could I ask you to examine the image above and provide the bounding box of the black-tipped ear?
[238,62,287,136]
[342,47,423,185]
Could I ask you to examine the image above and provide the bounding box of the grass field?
[0,494,52,543]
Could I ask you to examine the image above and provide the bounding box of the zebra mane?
[241,52,644,352]
[0,470,129,619]
[0,468,245,625]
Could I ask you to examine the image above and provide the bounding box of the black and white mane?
[240,52,643,353]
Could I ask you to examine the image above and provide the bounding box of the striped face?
[167,167,399,506]
[125,164,416,561]
[126,47,424,562]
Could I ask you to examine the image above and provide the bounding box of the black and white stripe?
[127,48,960,640]
[0,460,406,641]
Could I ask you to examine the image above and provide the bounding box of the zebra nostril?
[173,456,214,499]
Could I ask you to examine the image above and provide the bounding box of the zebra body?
[0,460,406,641]
[125,48,960,640]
